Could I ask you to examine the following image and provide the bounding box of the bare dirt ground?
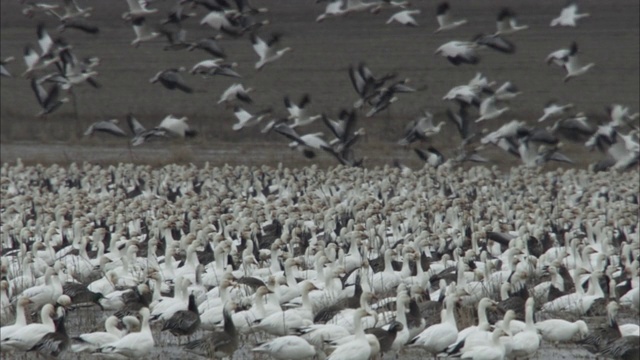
[1,0,639,169]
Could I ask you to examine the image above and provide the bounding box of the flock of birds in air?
[0,1,639,360]
[1,0,639,169]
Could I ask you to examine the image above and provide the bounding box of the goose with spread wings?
[150,67,193,93]
[250,33,291,70]
[273,123,331,159]
[435,2,466,33]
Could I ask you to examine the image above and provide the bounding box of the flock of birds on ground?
[0,1,639,360]
[0,157,639,360]
[1,0,639,170]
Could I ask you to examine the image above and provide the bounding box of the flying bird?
[130,16,160,47]
[30,76,68,117]
[538,101,575,122]
[435,2,467,33]
[435,34,514,66]
[551,3,590,27]
[562,42,595,82]
[84,119,127,137]
[250,33,291,70]
[149,67,193,93]
[232,106,272,131]
[495,7,528,35]
[218,83,253,104]
[475,96,510,123]
[386,10,420,26]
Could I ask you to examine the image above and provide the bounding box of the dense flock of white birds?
[1,0,640,360]
[0,157,638,359]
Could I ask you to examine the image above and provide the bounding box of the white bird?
[460,327,507,360]
[563,42,595,82]
[199,10,233,31]
[435,2,467,33]
[326,308,375,360]
[71,316,125,353]
[316,0,346,22]
[493,81,520,101]
[546,47,571,67]
[509,298,541,359]
[123,0,158,20]
[273,123,331,159]
[190,59,240,78]
[157,115,197,138]
[535,319,589,343]
[218,83,253,104]
[551,3,590,27]
[0,297,31,350]
[84,119,127,137]
[130,16,160,47]
[435,41,479,65]
[1,304,56,352]
[475,96,509,123]
[538,101,574,122]
[387,10,420,26]
[232,106,272,131]
[252,335,316,360]
[495,7,529,35]
[408,295,459,356]
[284,94,321,128]
[250,33,291,70]
[96,308,154,358]
[0,56,14,77]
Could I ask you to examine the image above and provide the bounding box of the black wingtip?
[436,2,450,15]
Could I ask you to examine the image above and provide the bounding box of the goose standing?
[250,33,291,70]
[435,2,467,33]
[28,313,70,358]
[460,327,507,360]
[408,295,459,357]
[184,302,239,358]
[251,335,316,359]
[95,308,155,358]
[327,308,375,360]
[161,294,201,341]
[370,249,401,295]
[0,297,31,350]
[1,304,56,352]
[535,319,589,343]
[71,315,124,353]
[444,297,497,356]
[509,298,541,358]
